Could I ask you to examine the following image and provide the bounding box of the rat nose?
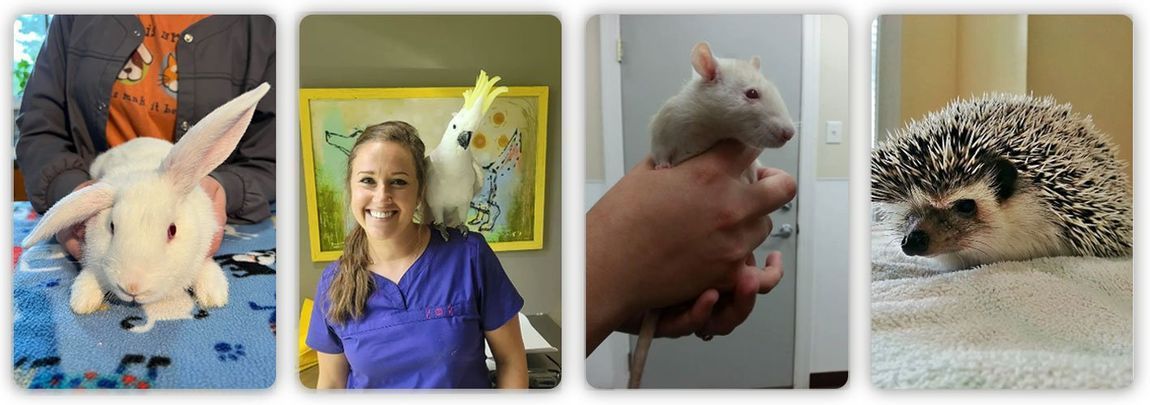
[902,230,930,256]
[779,125,795,141]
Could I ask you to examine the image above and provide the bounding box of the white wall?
[809,179,850,372]
[807,14,851,375]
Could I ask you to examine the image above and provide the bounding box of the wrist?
[586,206,642,342]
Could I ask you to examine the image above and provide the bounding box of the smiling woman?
[305,121,529,389]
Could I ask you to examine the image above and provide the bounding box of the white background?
[2,0,1145,403]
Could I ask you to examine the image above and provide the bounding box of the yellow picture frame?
[300,86,549,262]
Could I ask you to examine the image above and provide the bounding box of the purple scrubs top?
[306,228,524,388]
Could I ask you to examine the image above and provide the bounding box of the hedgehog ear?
[991,157,1018,201]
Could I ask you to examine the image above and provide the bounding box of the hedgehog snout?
[902,230,930,256]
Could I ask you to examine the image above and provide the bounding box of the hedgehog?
[871,93,1132,270]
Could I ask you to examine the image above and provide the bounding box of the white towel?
[871,233,1132,389]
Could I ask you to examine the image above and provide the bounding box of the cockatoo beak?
[457,130,474,149]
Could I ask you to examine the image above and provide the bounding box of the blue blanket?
[12,202,276,389]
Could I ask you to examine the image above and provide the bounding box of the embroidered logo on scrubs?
[425,304,457,320]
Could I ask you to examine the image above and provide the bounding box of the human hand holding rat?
[613,251,784,339]
[586,139,795,355]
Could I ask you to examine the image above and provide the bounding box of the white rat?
[630,42,797,388]
[22,83,271,332]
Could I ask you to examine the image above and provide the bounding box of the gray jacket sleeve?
[15,16,93,214]
[206,16,277,224]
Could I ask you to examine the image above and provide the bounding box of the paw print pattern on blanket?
[214,342,247,362]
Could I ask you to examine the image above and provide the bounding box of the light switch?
[826,121,843,144]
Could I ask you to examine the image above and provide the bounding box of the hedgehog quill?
[871,94,1132,270]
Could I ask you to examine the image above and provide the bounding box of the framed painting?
[300,86,549,261]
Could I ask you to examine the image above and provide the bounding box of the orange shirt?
[105,15,209,147]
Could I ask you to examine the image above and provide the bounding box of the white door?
[616,14,803,388]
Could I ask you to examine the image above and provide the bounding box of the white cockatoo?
[425,70,508,240]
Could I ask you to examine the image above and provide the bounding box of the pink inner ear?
[691,43,718,82]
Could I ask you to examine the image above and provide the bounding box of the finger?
[755,166,787,182]
[656,289,718,338]
[757,251,785,294]
[738,214,772,255]
[636,155,656,171]
[741,169,796,219]
[65,238,84,262]
[208,226,224,257]
[699,139,762,178]
[700,270,759,336]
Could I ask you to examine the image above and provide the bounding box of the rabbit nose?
[119,282,141,296]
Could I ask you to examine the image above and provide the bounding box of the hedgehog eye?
[168,224,177,241]
[745,89,760,100]
[953,199,978,216]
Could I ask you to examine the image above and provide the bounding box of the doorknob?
[770,224,794,238]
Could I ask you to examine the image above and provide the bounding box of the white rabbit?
[631,42,797,388]
[22,83,271,331]
[650,41,796,180]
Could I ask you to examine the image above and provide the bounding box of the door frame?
[792,14,822,389]
[591,14,821,388]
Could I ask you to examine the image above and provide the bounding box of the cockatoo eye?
[168,224,177,241]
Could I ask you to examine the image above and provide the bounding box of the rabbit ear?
[22,183,116,248]
[161,83,271,195]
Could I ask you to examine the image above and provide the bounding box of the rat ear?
[690,42,718,82]
[750,56,761,70]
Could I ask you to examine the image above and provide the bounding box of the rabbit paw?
[70,269,106,314]
[194,260,229,308]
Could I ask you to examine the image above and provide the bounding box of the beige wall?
[1028,15,1133,178]
[586,16,604,182]
[898,15,958,126]
[956,15,1027,96]
[879,15,1132,178]
[298,15,564,324]
[816,15,850,179]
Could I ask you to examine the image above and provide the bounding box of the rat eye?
[168,224,177,240]
[745,89,760,99]
[953,199,977,216]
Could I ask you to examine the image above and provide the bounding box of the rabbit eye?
[110,221,115,235]
[745,89,760,99]
[168,224,177,240]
